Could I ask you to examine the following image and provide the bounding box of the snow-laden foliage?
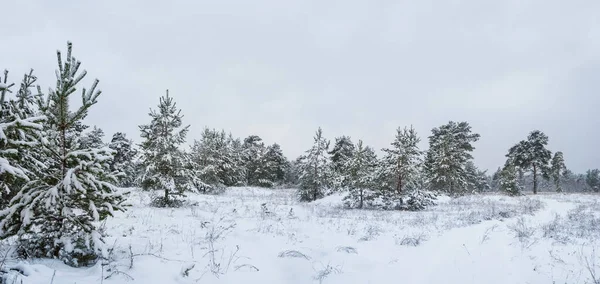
[108,132,138,187]
[507,130,552,194]
[0,70,45,206]
[329,136,355,189]
[242,135,267,186]
[258,143,289,187]
[79,125,105,149]
[190,128,245,191]
[550,151,566,192]
[586,169,600,192]
[297,127,332,201]
[342,140,378,209]
[0,42,127,267]
[424,121,480,195]
[499,161,522,196]
[401,188,437,211]
[379,126,422,194]
[139,91,197,205]
[465,161,491,193]
[283,157,302,186]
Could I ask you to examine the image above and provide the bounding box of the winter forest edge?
[1,43,599,282]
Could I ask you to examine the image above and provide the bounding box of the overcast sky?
[2,0,599,173]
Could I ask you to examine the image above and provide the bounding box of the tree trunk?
[532,164,538,194]
[359,188,363,209]
[164,183,169,204]
[396,176,403,194]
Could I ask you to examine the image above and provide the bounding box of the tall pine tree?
[379,126,422,194]
[0,43,126,266]
[139,91,196,206]
[259,143,289,187]
[507,130,552,194]
[329,136,355,189]
[424,121,480,195]
[242,135,267,186]
[342,140,378,209]
[550,151,566,192]
[297,127,331,201]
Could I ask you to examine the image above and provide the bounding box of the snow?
[2,188,600,284]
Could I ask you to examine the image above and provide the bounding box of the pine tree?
[550,151,566,192]
[329,136,355,189]
[507,130,552,194]
[297,127,331,201]
[139,90,195,206]
[80,125,105,149]
[0,43,127,266]
[191,128,228,190]
[108,132,138,187]
[499,161,522,196]
[465,161,491,193]
[190,129,246,191]
[242,135,266,186]
[283,157,302,186]
[585,169,600,192]
[424,121,480,195]
[342,140,378,209]
[225,133,247,186]
[259,143,288,187]
[380,126,422,194]
[0,70,45,207]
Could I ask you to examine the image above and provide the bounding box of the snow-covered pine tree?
[507,130,552,194]
[499,161,522,196]
[191,128,226,190]
[329,136,355,189]
[225,133,246,186]
[259,143,289,187]
[550,151,566,192]
[0,43,127,266]
[0,70,45,207]
[190,128,246,191]
[379,126,422,194]
[297,127,332,201]
[139,90,195,206]
[108,132,138,187]
[342,140,378,209]
[424,121,480,195]
[80,125,105,149]
[242,135,266,186]
[283,156,302,186]
[465,161,491,193]
[586,169,600,192]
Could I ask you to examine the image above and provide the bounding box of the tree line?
[1,42,598,267]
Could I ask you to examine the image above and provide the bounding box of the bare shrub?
[203,217,240,277]
[542,204,600,243]
[278,250,311,260]
[508,217,537,248]
[358,225,381,242]
[313,263,342,284]
[578,246,600,284]
[397,233,428,247]
[481,224,498,244]
[336,246,358,254]
[518,198,543,215]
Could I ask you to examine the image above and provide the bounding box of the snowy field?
[3,188,600,284]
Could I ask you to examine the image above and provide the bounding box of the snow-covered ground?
[3,188,600,284]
